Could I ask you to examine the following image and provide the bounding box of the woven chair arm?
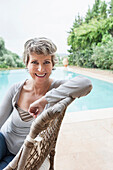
[4,97,73,170]
[29,97,73,139]
[18,97,73,170]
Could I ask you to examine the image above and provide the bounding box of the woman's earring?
[52,67,56,70]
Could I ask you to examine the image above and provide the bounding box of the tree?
[100,0,107,18]
[67,0,113,69]
[109,0,113,16]
[85,6,93,23]
[92,35,113,70]
[0,37,5,49]
[0,37,24,68]
[73,14,83,28]
[85,0,107,22]
[92,0,100,18]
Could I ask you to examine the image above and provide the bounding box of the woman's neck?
[25,78,53,96]
[34,79,52,96]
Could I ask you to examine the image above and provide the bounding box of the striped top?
[15,104,33,122]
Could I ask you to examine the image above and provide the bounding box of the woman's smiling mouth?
[35,73,46,78]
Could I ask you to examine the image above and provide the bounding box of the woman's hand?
[28,96,48,118]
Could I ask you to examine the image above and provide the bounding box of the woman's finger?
[28,107,37,113]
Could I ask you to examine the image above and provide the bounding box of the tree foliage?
[109,0,113,16]
[67,0,113,70]
[92,34,113,69]
[85,0,107,23]
[0,37,24,68]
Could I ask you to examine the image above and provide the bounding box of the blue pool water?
[0,68,113,112]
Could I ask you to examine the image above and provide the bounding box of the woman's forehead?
[29,53,52,60]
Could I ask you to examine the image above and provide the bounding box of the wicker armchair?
[4,97,73,170]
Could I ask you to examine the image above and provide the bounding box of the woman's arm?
[29,76,92,117]
[0,85,16,128]
[45,76,92,104]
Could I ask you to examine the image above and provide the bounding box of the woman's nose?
[37,64,44,72]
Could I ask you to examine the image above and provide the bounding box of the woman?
[0,37,92,169]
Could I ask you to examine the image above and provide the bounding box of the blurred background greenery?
[0,0,113,70]
[67,0,113,70]
[0,37,24,69]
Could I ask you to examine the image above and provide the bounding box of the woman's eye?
[32,61,38,64]
[44,61,50,64]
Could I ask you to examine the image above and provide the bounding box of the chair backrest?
[4,97,73,170]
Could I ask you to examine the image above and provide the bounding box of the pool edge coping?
[67,66,113,84]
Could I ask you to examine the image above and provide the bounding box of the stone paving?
[55,67,113,170]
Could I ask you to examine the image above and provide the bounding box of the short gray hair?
[23,37,57,66]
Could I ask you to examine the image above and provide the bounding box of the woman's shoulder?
[50,79,66,89]
[2,80,26,101]
[9,80,27,92]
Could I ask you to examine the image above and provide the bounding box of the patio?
[55,67,113,170]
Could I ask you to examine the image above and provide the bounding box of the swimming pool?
[0,68,113,112]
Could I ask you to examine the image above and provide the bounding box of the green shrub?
[67,0,113,70]
[4,54,17,67]
[0,63,8,68]
[16,59,25,67]
[68,48,95,68]
[92,38,113,69]
[0,37,25,69]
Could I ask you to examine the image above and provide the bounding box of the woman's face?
[27,52,53,84]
